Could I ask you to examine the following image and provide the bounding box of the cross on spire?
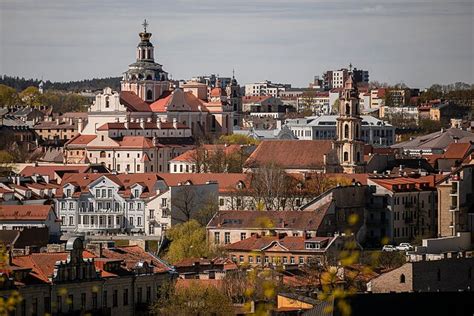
[349,63,353,72]
[142,19,149,33]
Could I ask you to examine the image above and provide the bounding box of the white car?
[382,245,397,252]
[396,243,413,251]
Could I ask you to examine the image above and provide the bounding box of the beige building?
[368,254,473,293]
[437,164,474,237]
[3,238,172,316]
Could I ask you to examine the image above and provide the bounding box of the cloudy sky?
[0,0,472,88]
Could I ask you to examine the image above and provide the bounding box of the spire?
[142,19,149,33]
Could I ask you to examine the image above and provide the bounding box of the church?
[81,20,235,138]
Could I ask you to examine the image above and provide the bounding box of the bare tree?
[173,185,198,222]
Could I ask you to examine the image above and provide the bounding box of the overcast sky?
[0,0,472,88]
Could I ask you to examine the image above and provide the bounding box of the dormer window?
[66,189,71,197]
[305,242,320,249]
[134,189,139,198]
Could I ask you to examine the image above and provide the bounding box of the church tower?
[121,20,170,103]
[225,70,242,127]
[334,66,365,173]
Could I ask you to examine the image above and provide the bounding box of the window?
[214,232,220,244]
[44,297,51,314]
[256,256,262,263]
[129,217,134,226]
[69,216,74,226]
[149,209,155,219]
[344,124,349,138]
[219,198,224,206]
[146,286,151,303]
[241,232,247,240]
[81,293,86,309]
[224,232,230,244]
[123,289,129,306]
[68,294,74,311]
[103,290,107,308]
[137,164,141,172]
[69,202,74,209]
[283,257,288,264]
[92,292,97,309]
[239,255,244,263]
[57,296,62,313]
[66,189,71,197]
[290,257,295,264]
[249,256,254,263]
[137,287,143,303]
[264,256,269,263]
[134,189,139,198]
[162,198,167,207]
[344,151,349,162]
[299,257,304,264]
[61,202,66,209]
[400,274,406,283]
[102,189,106,197]
[137,217,142,226]
[112,290,118,307]
[108,189,112,198]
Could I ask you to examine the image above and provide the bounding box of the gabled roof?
[441,142,472,160]
[225,235,333,252]
[369,175,440,192]
[118,136,154,148]
[20,165,89,179]
[101,245,170,273]
[65,134,97,147]
[119,91,152,112]
[150,89,209,113]
[157,173,250,193]
[244,140,333,169]
[392,128,474,151]
[0,205,54,221]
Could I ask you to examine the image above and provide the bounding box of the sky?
[0,0,473,89]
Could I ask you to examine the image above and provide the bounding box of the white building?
[244,81,291,97]
[0,205,60,239]
[285,115,395,146]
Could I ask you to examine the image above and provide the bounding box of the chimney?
[173,118,178,129]
[140,117,145,129]
[124,117,130,129]
[77,118,83,132]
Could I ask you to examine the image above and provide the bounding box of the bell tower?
[121,19,170,103]
[334,65,365,173]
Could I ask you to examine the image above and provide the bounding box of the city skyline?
[1,0,473,88]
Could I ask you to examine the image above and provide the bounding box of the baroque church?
[81,20,237,138]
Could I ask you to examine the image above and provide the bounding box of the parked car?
[396,243,413,251]
[382,245,397,252]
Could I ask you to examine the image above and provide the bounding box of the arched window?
[356,151,361,162]
[343,151,349,162]
[146,90,153,101]
[345,103,350,115]
[100,151,106,158]
[344,124,349,138]
[105,97,110,108]
[146,75,152,80]
[400,274,405,283]
[355,124,359,139]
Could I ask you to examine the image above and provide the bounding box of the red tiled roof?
[225,235,332,252]
[158,173,250,193]
[207,204,331,230]
[0,205,53,221]
[369,175,440,192]
[244,140,333,169]
[20,165,89,179]
[442,143,472,160]
[101,245,170,273]
[12,251,95,283]
[170,144,243,163]
[118,136,154,148]
[65,134,97,147]
[119,91,152,112]
[150,89,209,113]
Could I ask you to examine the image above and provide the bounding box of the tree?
[300,90,318,115]
[250,163,290,210]
[164,220,210,264]
[195,194,219,227]
[0,84,21,107]
[173,185,198,222]
[19,86,42,107]
[153,280,234,315]
[217,134,259,146]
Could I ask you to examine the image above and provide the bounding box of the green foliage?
[0,75,121,92]
[0,84,21,107]
[41,91,89,113]
[217,134,260,145]
[19,86,42,107]
[164,220,210,264]
[0,151,15,164]
[154,280,234,315]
